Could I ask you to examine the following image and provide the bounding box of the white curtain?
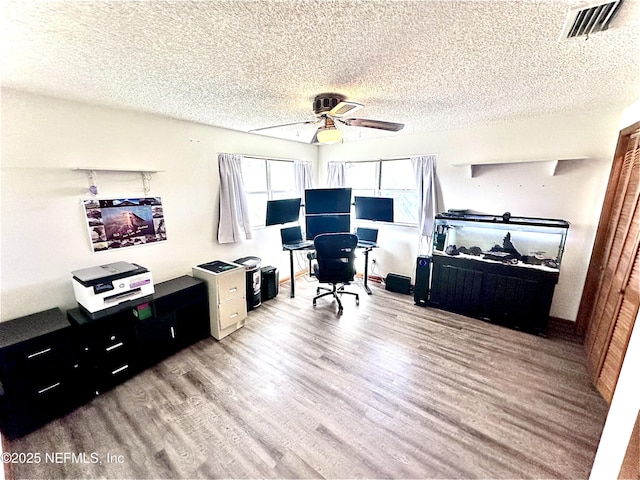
[294,160,313,196]
[217,153,252,243]
[327,161,345,187]
[411,155,438,238]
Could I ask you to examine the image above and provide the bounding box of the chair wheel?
[355,296,359,305]
[316,287,320,294]
[313,300,317,306]
[338,307,343,315]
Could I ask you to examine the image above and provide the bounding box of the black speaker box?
[414,255,431,306]
[385,273,411,295]
[261,266,279,302]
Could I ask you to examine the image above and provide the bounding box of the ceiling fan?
[249,93,404,145]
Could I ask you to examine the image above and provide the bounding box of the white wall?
[320,109,623,320]
[0,88,626,322]
[0,89,317,321]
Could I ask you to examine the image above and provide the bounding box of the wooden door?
[580,125,640,402]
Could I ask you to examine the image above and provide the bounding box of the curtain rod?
[241,155,416,163]
[344,157,412,164]
[240,155,418,163]
[240,154,308,163]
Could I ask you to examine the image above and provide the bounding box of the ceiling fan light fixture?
[316,127,343,145]
[315,117,343,144]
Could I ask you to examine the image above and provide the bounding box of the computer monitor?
[280,225,305,245]
[304,188,352,214]
[354,196,394,222]
[305,214,351,240]
[265,198,301,226]
[355,227,379,245]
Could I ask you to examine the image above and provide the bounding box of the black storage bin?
[261,266,279,301]
[234,256,262,311]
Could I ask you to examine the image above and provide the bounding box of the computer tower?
[414,255,431,306]
[234,256,262,311]
[261,266,279,302]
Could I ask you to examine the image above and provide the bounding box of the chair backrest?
[313,233,358,284]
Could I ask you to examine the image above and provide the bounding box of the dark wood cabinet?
[429,255,559,333]
[138,276,209,365]
[68,307,140,395]
[429,260,483,317]
[0,275,210,438]
[0,308,84,437]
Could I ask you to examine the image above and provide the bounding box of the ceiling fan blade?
[248,119,317,133]
[309,116,326,144]
[341,118,404,131]
[328,101,364,117]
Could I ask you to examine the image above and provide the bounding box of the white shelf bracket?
[88,170,98,196]
[141,172,152,195]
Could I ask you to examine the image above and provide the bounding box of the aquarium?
[432,212,570,271]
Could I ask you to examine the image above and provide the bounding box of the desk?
[283,243,376,298]
[359,244,376,295]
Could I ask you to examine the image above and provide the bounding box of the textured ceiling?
[2,0,639,144]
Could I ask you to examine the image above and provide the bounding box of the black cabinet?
[67,307,140,395]
[0,275,210,438]
[430,259,484,317]
[138,276,209,365]
[429,255,558,333]
[0,308,84,438]
[67,276,210,392]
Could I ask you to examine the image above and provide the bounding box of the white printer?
[71,261,154,318]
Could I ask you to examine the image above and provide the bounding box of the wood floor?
[7,277,608,479]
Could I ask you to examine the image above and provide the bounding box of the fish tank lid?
[435,211,570,229]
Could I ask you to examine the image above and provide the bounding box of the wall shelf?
[452,157,588,178]
[72,167,165,195]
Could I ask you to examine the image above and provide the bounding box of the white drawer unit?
[192,260,247,340]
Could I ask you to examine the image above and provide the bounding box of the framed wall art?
[82,197,167,252]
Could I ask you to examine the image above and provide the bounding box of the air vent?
[559,0,624,40]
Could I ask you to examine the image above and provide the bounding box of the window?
[345,159,418,225]
[242,158,296,228]
[379,160,419,225]
[345,161,377,198]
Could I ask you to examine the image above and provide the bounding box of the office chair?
[312,233,359,315]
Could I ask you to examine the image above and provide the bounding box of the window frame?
[345,158,419,227]
[242,157,298,229]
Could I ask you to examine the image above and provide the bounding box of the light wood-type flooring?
[7,276,608,479]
